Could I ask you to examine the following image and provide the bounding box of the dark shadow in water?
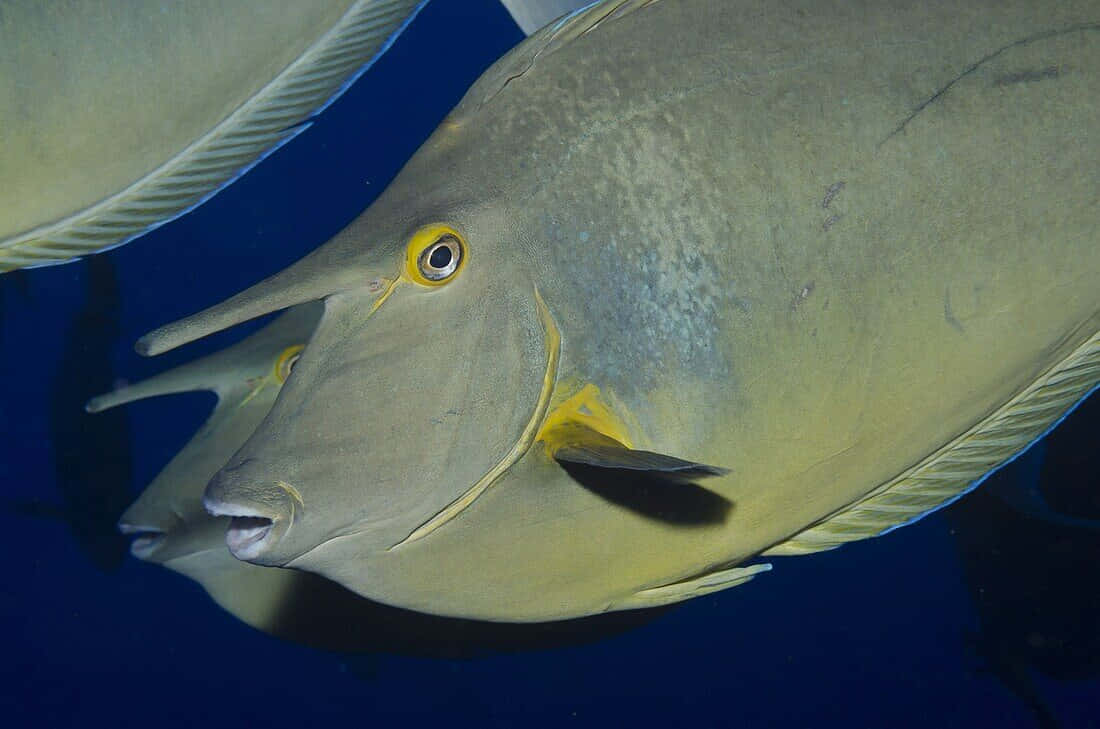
[269,568,671,660]
[945,393,1100,729]
[0,268,30,343]
[37,256,133,571]
[560,462,733,526]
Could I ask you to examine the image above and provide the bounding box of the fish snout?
[202,463,297,563]
[117,502,172,561]
[117,521,167,561]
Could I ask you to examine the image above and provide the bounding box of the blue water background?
[2,2,1097,726]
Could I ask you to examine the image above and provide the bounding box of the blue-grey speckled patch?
[542,209,734,396]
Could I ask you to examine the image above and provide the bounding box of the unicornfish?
[89,304,340,641]
[136,0,1099,621]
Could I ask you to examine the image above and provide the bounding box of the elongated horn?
[136,249,365,356]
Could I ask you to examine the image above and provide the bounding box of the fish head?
[99,304,321,566]
[206,228,559,566]
[136,160,565,570]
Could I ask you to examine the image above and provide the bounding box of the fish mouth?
[227,516,275,558]
[118,523,167,560]
[202,493,284,561]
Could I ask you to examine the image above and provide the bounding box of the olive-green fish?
[138,0,1100,622]
[0,0,587,271]
[89,304,327,638]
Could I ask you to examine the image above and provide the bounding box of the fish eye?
[419,235,461,281]
[274,345,305,383]
[405,224,467,286]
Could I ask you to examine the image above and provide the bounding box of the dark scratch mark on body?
[944,287,964,333]
[993,67,1060,86]
[822,181,846,209]
[880,24,1100,146]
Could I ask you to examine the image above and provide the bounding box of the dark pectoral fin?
[550,425,733,525]
[554,443,729,483]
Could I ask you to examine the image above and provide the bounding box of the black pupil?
[428,244,452,270]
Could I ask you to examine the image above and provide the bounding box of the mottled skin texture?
[156,0,1097,620]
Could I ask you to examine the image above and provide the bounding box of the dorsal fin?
[764,327,1100,557]
[499,0,597,35]
[462,0,663,115]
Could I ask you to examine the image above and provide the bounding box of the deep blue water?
[2,2,1097,727]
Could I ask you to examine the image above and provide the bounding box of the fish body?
[0,0,427,270]
[0,0,597,271]
[143,0,1099,621]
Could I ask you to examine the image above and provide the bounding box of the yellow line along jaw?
[274,345,305,384]
[389,288,561,550]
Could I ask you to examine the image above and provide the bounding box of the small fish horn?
[136,250,362,356]
[85,361,215,413]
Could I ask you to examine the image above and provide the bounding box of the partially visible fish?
[0,0,594,271]
[89,304,324,635]
[0,1,427,270]
[947,393,1100,729]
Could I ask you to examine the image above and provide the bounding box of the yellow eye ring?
[404,224,466,286]
[273,345,305,383]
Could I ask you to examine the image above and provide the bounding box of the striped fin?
[0,0,428,272]
[764,327,1100,557]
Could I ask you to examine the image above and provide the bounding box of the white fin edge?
[764,326,1100,557]
[0,0,429,272]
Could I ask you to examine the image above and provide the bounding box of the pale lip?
[202,494,280,561]
[118,523,167,560]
